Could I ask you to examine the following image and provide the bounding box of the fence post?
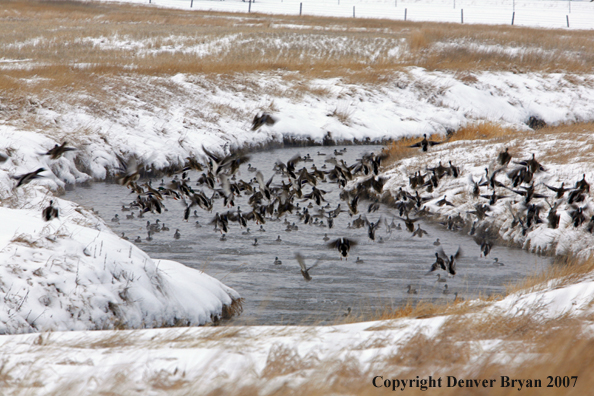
[353,6,355,18]
[453,0,455,9]
[461,9,463,23]
[190,0,193,7]
[300,3,302,16]
[511,12,515,25]
[566,15,570,28]
[249,0,252,13]
[513,0,515,12]
[404,8,407,21]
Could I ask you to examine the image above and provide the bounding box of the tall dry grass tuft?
[449,121,521,142]
[408,29,431,52]
[222,297,244,320]
[506,253,594,295]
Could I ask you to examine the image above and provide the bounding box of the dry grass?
[405,25,594,73]
[506,254,594,295]
[384,121,594,168]
[449,121,521,142]
[0,0,592,103]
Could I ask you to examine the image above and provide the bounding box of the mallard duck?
[174,229,180,239]
[355,257,364,264]
[442,284,450,294]
[408,134,443,152]
[437,246,462,276]
[275,235,282,242]
[111,214,119,222]
[497,147,512,166]
[274,257,282,265]
[126,212,135,220]
[407,284,418,294]
[121,232,129,241]
[42,142,76,159]
[323,233,330,241]
[253,238,258,246]
[412,224,428,238]
[220,234,227,241]
[134,236,142,243]
[42,200,59,221]
[327,237,357,259]
[433,238,441,246]
[295,252,320,281]
[426,253,446,274]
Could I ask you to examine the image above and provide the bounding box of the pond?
[63,145,552,325]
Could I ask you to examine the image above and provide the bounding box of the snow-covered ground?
[1,270,592,394]
[98,0,594,30]
[0,183,241,334]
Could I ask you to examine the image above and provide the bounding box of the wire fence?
[130,0,594,29]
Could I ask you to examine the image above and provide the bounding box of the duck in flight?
[295,252,321,281]
[409,134,444,152]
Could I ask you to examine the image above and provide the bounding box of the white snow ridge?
[0,186,241,334]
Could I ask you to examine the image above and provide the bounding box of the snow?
[0,186,240,334]
[95,0,594,30]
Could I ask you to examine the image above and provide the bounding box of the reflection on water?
[63,145,552,325]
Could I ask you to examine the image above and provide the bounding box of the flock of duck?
[25,130,589,307]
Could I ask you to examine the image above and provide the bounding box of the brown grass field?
[1,0,593,99]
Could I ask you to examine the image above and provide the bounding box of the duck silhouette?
[295,252,320,281]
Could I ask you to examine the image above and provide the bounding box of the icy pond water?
[63,145,552,325]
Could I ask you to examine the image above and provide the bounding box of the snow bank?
[10,70,594,185]
[373,132,594,259]
[0,185,240,334]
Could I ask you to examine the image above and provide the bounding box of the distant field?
[96,0,594,30]
[1,0,593,99]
